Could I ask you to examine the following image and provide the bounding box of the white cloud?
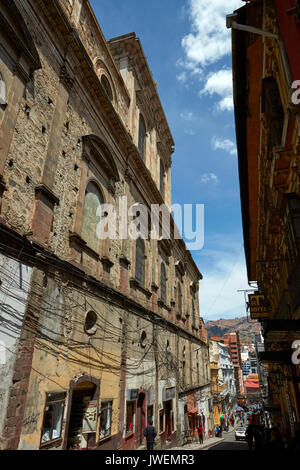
[200,173,218,184]
[184,129,196,135]
[201,69,233,112]
[218,96,234,112]
[178,0,243,111]
[181,0,244,73]
[177,71,188,83]
[180,111,194,121]
[212,136,237,155]
[197,242,249,320]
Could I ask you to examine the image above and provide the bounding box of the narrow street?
[168,424,249,451]
[0,0,300,455]
[205,428,248,451]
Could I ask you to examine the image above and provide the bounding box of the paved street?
[168,425,249,451]
[205,428,248,451]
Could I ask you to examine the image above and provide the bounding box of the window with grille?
[160,263,166,303]
[160,159,165,198]
[138,114,146,160]
[99,401,112,440]
[135,238,145,286]
[40,392,66,446]
[101,75,113,101]
[178,283,182,315]
[126,401,136,434]
[192,299,195,326]
[82,182,103,253]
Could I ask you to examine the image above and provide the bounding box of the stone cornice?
[108,33,175,152]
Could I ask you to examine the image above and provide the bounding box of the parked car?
[235,427,246,441]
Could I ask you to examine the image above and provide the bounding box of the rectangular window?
[99,401,112,440]
[40,392,66,446]
[159,409,164,433]
[126,401,136,435]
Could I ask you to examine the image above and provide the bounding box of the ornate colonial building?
[231,0,300,438]
[0,0,211,450]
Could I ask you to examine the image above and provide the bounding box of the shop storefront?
[160,387,176,447]
[124,389,146,449]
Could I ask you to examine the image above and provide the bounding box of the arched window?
[178,282,182,315]
[135,238,145,286]
[182,347,186,386]
[101,75,113,102]
[0,75,6,105]
[138,113,146,160]
[160,159,165,198]
[160,263,166,304]
[82,182,103,253]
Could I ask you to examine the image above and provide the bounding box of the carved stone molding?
[60,65,74,92]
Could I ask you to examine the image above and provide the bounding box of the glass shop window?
[99,401,112,440]
[40,392,66,446]
[126,401,136,434]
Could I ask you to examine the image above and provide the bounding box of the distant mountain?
[204,316,261,342]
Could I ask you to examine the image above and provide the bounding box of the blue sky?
[90,0,249,321]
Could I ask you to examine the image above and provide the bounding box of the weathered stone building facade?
[0,0,210,450]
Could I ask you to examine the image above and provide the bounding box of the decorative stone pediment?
[175,260,186,276]
[158,238,172,258]
[82,135,120,185]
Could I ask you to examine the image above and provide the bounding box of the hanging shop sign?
[248,294,271,319]
[82,400,97,433]
[163,387,175,401]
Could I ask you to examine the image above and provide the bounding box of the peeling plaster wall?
[19,271,122,450]
[0,256,32,440]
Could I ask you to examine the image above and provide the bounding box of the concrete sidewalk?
[168,425,239,451]
[168,435,225,451]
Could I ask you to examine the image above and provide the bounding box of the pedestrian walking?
[143,419,157,451]
[197,425,204,445]
[245,424,254,451]
[254,425,264,451]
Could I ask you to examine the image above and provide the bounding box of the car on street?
[235,427,247,441]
